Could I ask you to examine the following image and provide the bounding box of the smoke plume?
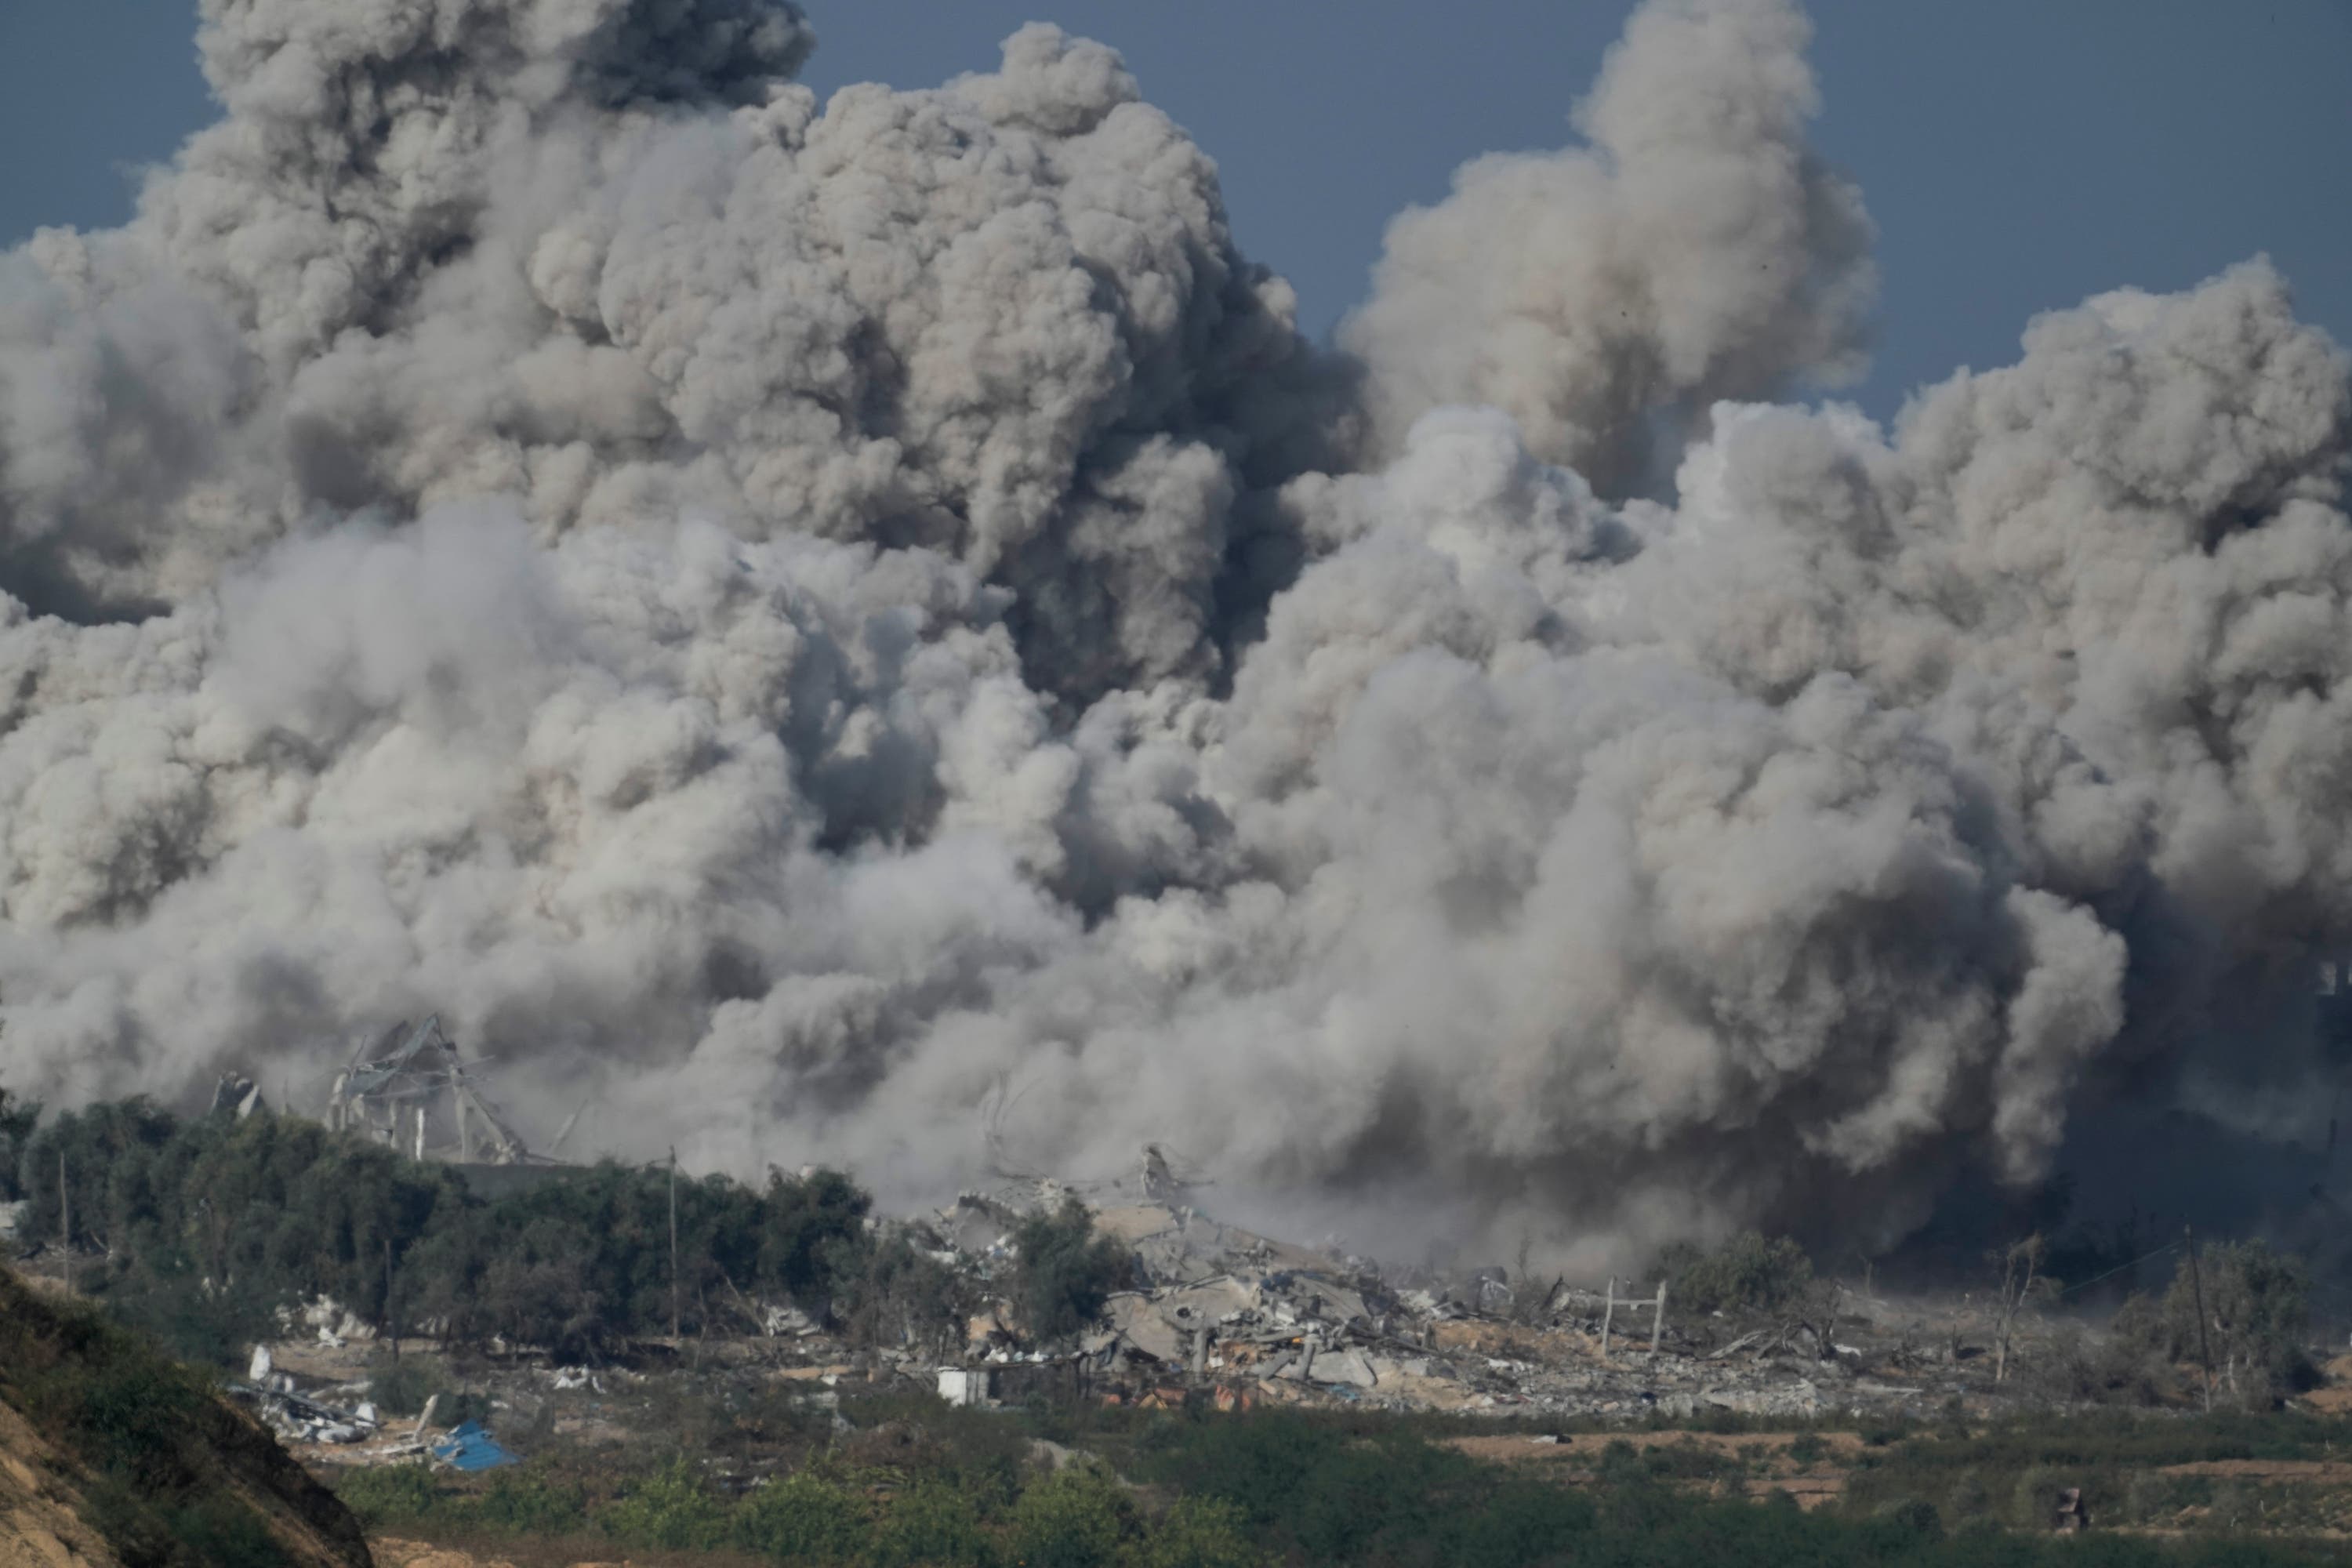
[1,0,2347,1264]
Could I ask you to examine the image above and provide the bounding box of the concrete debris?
[762,1304,822,1338]
[877,1166,2031,1425]
[278,1296,379,1345]
[231,1374,387,1446]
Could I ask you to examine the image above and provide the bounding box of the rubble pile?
[234,1343,522,1471]
[899,1178,1956,1424]
[236,1345,401,1449]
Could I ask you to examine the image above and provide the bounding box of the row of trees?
[2,1091,895,1364]
[2,1087,1136,1371]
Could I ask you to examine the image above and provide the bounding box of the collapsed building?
[321,1017,568,1170]
[878,1165,1922,1424]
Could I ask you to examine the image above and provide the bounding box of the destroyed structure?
[323,1016,562,1167]
[876,1169,1966,1425]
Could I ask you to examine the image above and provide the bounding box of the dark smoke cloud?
[0,0,2346,1267]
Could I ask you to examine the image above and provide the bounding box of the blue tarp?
[431,1420,520,1471]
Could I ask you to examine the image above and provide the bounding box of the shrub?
[331,1463,443,1530]
[473,1467,590,1536]
[1005,1465,1132,1568]
[1653,1232,1813,1316]
[599,1455,729,1552]
[1011,1199,1129,1347]
[366,1357,442,1417]
[864,1479,995,1568]
[732,1470,869,1563]
[1128,1497,1268,1568]
[1860,1497,1944,1552]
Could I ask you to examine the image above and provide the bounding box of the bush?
[331,1463,444,1530]
[1654,1232,1814,1316]
[732,1470,869,1562]
[1128,1497,1267,1568]
[1005,1465,1132,1568]
[472,1466,590,1536]
[1011,1199,1129,1347]
[599,1456,730,1552]
[2018,1323,2163,1406]
[367,1357,442,1417]
[864,1479,995,1568]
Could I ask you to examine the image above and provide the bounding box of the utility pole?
[2186,1225,2215,1414]
[673,1147,682,1345]
[386,1236,400,1364]
[57,1149,71,1298]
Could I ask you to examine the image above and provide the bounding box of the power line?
[2056,1240,2177,1297]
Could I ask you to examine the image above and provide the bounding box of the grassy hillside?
[0,1267,372,1568]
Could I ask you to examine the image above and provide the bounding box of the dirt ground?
[372,1539,767,1568]
[1443,1428,1864,1509]
[2160,1460,2352,1483]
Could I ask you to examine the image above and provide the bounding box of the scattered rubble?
[877,1174,1998,1425]
[234,1328,525,1468]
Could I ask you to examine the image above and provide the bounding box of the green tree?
[845,1229,973,1353]
[755,1166,872,1312]
[2120,1240,2314,1408]
[1653,1232,1814,1316]
[1011,1199,1127,1347]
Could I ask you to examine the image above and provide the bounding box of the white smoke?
[1341,0,1875,495]
[0,0,2347,1264]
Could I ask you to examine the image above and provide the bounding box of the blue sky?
[3,0,2345,420]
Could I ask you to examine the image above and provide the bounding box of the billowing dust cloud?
[1,0,2346,1264]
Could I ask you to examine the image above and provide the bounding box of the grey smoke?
[0,0,2347,1266]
